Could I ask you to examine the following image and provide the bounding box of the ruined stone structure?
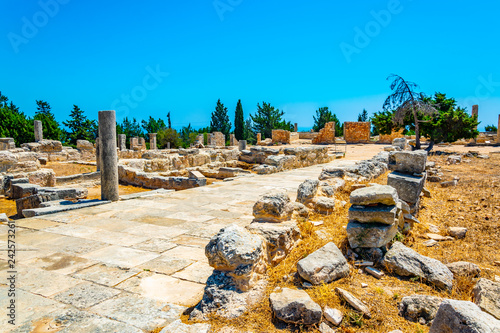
[298,132,319,140]
[138,137,146,150]
[209,132,225,147]
[472,105,479,143]
[257,133,262,145]
[344,122,371,143]
[312,122,335,144]
[379,129,404,144]
[229,134,239,146]
[130,137,139,150]
[98,110,119,202]
[0,138,15,150]
[118,134,126,151]
[149,133,157,150]
[272,129,291,144]
[34,120,43,142]
[239,140,247,151]
[294,123,298,132]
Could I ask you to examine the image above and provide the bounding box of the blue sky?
[1,0,499,131]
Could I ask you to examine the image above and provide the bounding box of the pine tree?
[250,102,293,139]
[357,109,368,122]
[62,105,97,145]
[210,99,231,137]
[234,99,244,140]
[34,100,62,141]
[0,92,34,144]
[167,112,172,129]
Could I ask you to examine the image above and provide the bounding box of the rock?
[449,227,467,239]
[324,307,343,326]
[0,213,9,222]
[297,179,319,204]
[388,150,427,174]
[383,242,454,291]
[398,200,411,214]
[318,322,336,333]
[15,193,52,216]
[441,180,458,187]
[446,262,481,278]
[392,138,408,150]
[76,140,94,151]
[399,295,443,325]
[270,288,322,325]
[447,155,462,164]
[335,288,371,318]
[473,278,500,320]
[159,319,210,333]
[429,299,500,333]
[253,191,293,222]
[319,166,346,180]
[423,187,431,198]
[205,225,265,291]
[291,202,309,219]
[425,233,454,241]
[10,183,40,199]
[387,172,426,204]
[38,140,63,153]
[428,176,442,182]
[350,185,399,206]
[312,197,335,215]
[346,221,398,249]
[428,224,440,233]
[297,242,349,285]
[423,239,438,247]
[246,221,301,266]
[348,205,398,225]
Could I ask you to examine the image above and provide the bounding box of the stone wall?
[344,122,371,143]
[210,132,225,147]
[118,165,206,191]
[379,129,404,144]
[298,132,319,140]
[0,138,15,150]
[312,122,335,144]
[272,130,291,144]
[290,132,300,142]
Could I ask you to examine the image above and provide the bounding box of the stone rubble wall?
[209,132,225,147]
[344,122,371,143]
[378,129,405,144]
[312,122,335,144]
[298,132,319,140]
[118,165,206,190]
[272,130,291,144]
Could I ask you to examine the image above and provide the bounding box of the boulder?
[253,192,293,222]
[387,172,426,204]
[449,227,467,239]
[318,166,346,180]
[346,221,398,248]
[38,140,63,153]
[429,299,500,333]
[446,261,481,278]
[388,150,427,174]
[296,179,319,204]
[383,242,454,291]
[473,278,500,320]
[28,169,57,187]
[350,185,399,206]
[76,140,94,151]
[399,295,443,325]
[348,205,398,225]
[312,197,335,215]
[392,138,407,150]
[270,288,322,325]
[324,307,343,326]
[297,242,349,285]
[335,288,371,318]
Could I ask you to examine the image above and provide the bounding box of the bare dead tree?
[383,74,437,150]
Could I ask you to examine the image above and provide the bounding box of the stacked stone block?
[312,122,335,144]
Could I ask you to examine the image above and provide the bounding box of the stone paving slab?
[2,159,358,332]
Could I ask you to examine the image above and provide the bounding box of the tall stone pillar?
[138,137,146,150]
[472,105,479,143]
[294,123,298,132]
[257,133,261,145]
[167,142,171,149]
[238,140,247,151]
[34,120,43,142]
[149,133,157,150]
[118,134,126,151]
[497,114,500,144]
[98,111,119,201]
[95,137,100,171]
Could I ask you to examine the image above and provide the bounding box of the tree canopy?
[62,105,98,145]
[357,109,368,122]
[210,99,231,138]
[234,99,244,140]
[250,102,293,139]
[312,107,343,136]
[0,92,34,144]
[34,100,62,141]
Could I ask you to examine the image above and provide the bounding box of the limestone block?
[312,122,335,144]
[387,171,426,204]
[388,150,427,174]
[344,122,370,143]
[346,221,398,248]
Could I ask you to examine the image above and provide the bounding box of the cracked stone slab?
[53,282,122,309]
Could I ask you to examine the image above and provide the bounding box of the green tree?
[383,74,437,149]
[485,124,497,132]
[0,92,34,145]
[242,117,256,144]
[210,99,231,137]
[34,100,62,141]
[234,99,244,140]
[62,105,98,145]
[250,102,293,138]
[357,109,368,122]
[312,107,343,136]
[419,93,479,150]
[157,128,181,148]
[141,116,166,140]
[167,112,172,129]
[370,110,404,136]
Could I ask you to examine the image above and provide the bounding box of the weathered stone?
[447,155,462,164]
[324,306,343,326]
[99,111,119,202]
[118,134,126,151]
[312,197,335,215]
[28,169,56,187]
[297,242,349,285]
[38,140,63,153]
[441,180,458,187]
[348,205,398,225]
[473,278,500,320]
[272,129,291,144]
[344,122,370,143]
[209,132,225,147]
[318,322,336,333]
[253,191,293,223]
[399,294,443,325]
[335,288,371,318]
[446,261,481,277]
[34,120,43,142]
[10,183,40,199]
[0,137,15,150]
[388,150,427,174]
[0,213,8,222]
[383,242,454,291]
[296,179,319,204]
[429,299,500,333]
[392,137,407,150]
[449,227,467,239]
[270,288,322,325]
[246,221,301,266]
[77,140,94,151]
[312,122,335,144]
[387,171,426,204]
[346,221,398,248]
[350,185,399,206]
[15,193,52,216]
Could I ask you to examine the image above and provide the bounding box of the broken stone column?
[95,137,100,171]
[138,137,146,150]
[149,133,157,150]
[34,120,43,142]
[294,123,298,132]
[130,137,138,150]
[312,122,335,144]
[239,140,247,151]
[167,142,171,149]
[118,134,126,151]
[98,110,119,201]
[257,133,262,145]
[472,105,479,143]
[230,134,238,146]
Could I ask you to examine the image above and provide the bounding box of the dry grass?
[46,162,96,176]
[181,154,500,333]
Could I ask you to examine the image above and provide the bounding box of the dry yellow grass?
[179,153,500,333]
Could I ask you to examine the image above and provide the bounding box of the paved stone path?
[0,159,357,332]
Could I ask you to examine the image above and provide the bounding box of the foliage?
[383,74,437,149]
[357,108,368,122]
[117,117,144,144]
[62,105,98,145]
[485,124,497,132]
[312,107,343,136]
[156,128,181,148]
[210,99,231,138]
[180,123,197,148]
[370,110,404,136]
[34,100,62,141]
[234,99,244,140]
[0,92,34,145]
[250,102,293,139]
[167,111,172,129]
[141,116,166,145]
[243,117,256,144]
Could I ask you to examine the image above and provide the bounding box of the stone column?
[118,134,126,151]
[167,142,171,149]
[95,137,100,171]
[294,123,298,132]
[257,133,261,145]
[98,111,119,201]
[34,120,43,142]
[472,105,479,143]
[238,140,247,151]
[497,114,500,144]
[138,137,146,150]
[149,133,157,150]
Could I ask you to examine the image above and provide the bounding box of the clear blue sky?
[1,0,499,131]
